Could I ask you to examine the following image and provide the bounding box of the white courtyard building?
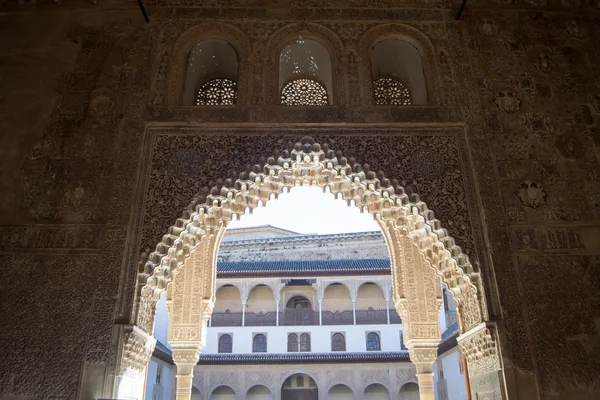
[146,226,465,400]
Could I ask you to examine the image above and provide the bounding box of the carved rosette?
[457,323,501,377]
[121,326,156,377]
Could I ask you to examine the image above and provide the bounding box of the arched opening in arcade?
[282,373,318,400]
[127,142,502,400]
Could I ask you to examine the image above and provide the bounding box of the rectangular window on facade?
[218,333,233,353]
[366,332,381,351]
[253,333,267,352]
[331,332,346,351]
[287,333,298,352]
[300,333,311,352]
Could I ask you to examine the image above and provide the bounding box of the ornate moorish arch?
[118,142,505,400]
[167,22,252,106]
[264,22,347,105]
[357,24,443,106]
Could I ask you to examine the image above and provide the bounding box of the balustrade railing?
[210,308,402,327]
[321,310,354,325]
[245,311,277,326]
[282,308,319,326]
[355,308,388,325]
[210,311,243,326]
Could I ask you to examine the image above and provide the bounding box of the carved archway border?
[357,24,442,106]
[167,22,252,106]
[265,22,347,105]
[136,141,486,339]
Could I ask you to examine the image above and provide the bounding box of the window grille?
[195,78,237,106]
[373,77,412,106]
[281,78,328,106]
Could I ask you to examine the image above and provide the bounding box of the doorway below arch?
[282,373,318,400]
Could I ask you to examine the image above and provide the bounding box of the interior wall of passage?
[370,39,427,105]
[356,283,386,309]
[322,283,353,311]
[279,38,333,104]
[182,39,238,105]
[247,285,275,313]
[214,285,242,312]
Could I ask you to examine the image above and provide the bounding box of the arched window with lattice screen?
[279,38,333,105]
[371,39,427,105]
[182,39,238,106]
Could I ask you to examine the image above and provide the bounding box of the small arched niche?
[279,38,333,105]
[183,39,238,106]
[370,39,427,105]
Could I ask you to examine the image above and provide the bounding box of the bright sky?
[227,186,380,235]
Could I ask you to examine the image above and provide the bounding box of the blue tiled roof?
[217,259,391,277]
[197,351,410,365]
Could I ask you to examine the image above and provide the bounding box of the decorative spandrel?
[373,77,412,106]
[196,78,237,106]
[281,78,328,106]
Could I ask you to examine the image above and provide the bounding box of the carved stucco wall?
[191,363,416,400]
[0,1,599,399]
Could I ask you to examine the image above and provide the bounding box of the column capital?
[406,343,438,374]
[172,346,202,375]
[173,345,202,400]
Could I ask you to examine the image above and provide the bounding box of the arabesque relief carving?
[130,140,496,400]
[1,1,599,399]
